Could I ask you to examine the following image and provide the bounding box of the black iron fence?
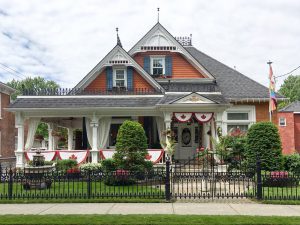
[21,88,161,96]
[0,152,299,201]
[0,165,166,200]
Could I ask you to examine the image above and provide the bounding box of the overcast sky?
[1,0,300,89]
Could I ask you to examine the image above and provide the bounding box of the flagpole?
[267,61,273,122]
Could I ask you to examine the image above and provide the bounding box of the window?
[113,69,127,87]
[151,57,165,76]
[223,106,255,135]
[279,117,286,126]
[227,113,249,120]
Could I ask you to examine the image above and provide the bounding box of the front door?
[175,123,201,160]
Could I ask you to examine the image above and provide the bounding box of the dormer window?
[113,68,127,88]
[151,57,165,76]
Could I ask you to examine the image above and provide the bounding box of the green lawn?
[0,180,164,200]
[262,186,300,200]
[0,215,299,225]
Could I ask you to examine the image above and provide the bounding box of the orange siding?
[134,51,206,78]
[133,68,154,91]
[85,68,154,91]
[85,70,106,91]
[278,112,296,155]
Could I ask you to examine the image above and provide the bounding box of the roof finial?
[267,60,273,65]
[116,27,122,47]
[157,7,160,22]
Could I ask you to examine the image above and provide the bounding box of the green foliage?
[101,159,117,172]
[278,75,300,109]
[79,163,102,172]
[35,122,49,139]
[114,120,150,172]
[245,122,283,171]
[283,153,300,175]
[6,77,60,101]
[56,159,77,171]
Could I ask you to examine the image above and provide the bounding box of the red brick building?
[278,101,300,154]
[0,82,16,161]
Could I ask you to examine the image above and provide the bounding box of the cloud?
[0,0,299,89]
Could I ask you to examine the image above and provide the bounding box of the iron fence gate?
[169,151,257,199]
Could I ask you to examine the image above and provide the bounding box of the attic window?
[113,69,127,88]
[151,57,165,76]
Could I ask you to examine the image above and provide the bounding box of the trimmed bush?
[283,153,300,176]
[113,120,151,172]
[101,159,117,172]
[245,122,283,171]
[55,159,77,171]
[79,163,102,173]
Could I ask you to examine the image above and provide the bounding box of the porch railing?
[21,88,161,96]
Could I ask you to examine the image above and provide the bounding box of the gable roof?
[73,44,164,92]
[128,22,215,79]
[185,46,286,101]
[280,101,300,112]
[0,81,15,95]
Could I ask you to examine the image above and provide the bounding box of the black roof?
[9,97,162,108]
[185,46,284,99]
[280,101,300,112]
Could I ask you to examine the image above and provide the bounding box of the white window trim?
[279,117,286,127]
[150,56,165,75]
[113,67,127,88]
[222,105,256,134]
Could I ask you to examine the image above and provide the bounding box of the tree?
[7,77,59,100]
[113,120,149,172]
[7,77,60,139]
[278,75,300,109]
[245,122,283,171]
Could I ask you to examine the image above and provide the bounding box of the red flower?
[145,154,152,160]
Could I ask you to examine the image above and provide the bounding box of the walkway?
[0,203,299,216]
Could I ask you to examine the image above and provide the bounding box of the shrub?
[245,122,283,171]
[79,163,102,173]
[101,159,117,172]
[113,120,150,172]
[56,159,77,171]
[283,153,300,176]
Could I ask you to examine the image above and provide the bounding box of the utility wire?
[0,62,27,79]
[0,65,25,79]
[275,65,300,79]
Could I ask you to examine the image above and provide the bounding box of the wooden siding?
[134,51,206,78]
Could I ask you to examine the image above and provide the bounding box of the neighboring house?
[0,82,16,162]
[278,101,300,154]
[7,22,285,167]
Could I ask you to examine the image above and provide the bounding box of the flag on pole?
[268,62,277,112]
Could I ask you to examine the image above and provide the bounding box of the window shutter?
[106,67,113,91]
[127,67,133,91]
[165,56,173,77]
[143,56,150,73]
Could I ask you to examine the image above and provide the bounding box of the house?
[278,101,300,154]
[7,22,285,167]
[0,82,16,164]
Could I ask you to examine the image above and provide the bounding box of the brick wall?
[294,114,300,153]
[134,51,206,78]
[278,112,295,155]
[0,93,16,158]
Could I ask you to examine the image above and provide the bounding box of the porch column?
[90,117,99,163]
[215,112,223,142]
[211,118,217,151]
[47,123,53,151]
[163,112,172,159]
[15,112,25,168]
[67,128,73,150]
[203,123,211,150]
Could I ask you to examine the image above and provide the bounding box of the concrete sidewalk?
[0,203,299,216]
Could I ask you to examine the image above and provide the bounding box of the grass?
[0,180,164,201]
[0,215,299,225]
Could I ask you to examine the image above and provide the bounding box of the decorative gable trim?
[74,45,164,92]
[170,93,216,104]
[128,23,215,79]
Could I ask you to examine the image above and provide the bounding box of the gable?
[128,23,214,79]
[74,45,163,92]
[134,51,206,78]
[171,93,216,104]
